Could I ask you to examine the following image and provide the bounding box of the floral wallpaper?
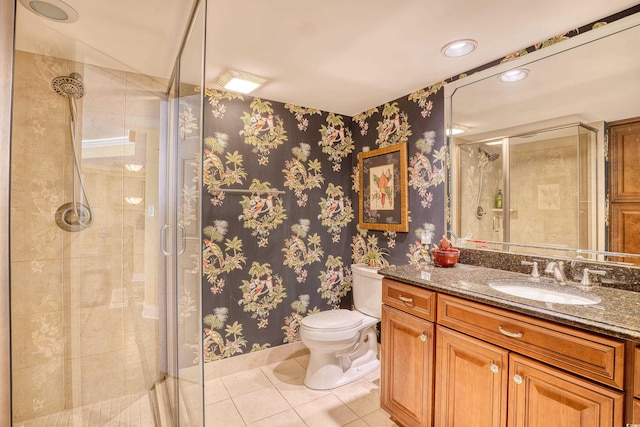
[194,81,446,362]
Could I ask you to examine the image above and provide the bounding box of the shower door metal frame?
[163,0,206,424]
[0,0,14,423]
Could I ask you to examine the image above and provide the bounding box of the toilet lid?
[301,309,363,331]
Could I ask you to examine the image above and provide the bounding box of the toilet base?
[303,327,379,390]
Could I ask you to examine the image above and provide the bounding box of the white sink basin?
[489,281,601,305]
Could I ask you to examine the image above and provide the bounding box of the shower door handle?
[161,224,172,256]
[177,224,187,256]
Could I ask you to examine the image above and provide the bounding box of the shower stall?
[454,123,598,256]
[8,0,205,425]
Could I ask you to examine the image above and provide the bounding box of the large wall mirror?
[446,11,640,263]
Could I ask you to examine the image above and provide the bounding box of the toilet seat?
[301,309,363,332]
[300,309,377,342]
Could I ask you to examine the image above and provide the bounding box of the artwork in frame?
[358,142,408,232]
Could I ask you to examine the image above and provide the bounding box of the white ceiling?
[14,0,640,116]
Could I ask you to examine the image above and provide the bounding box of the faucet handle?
[521,260,540,280]
[580,268,606,289]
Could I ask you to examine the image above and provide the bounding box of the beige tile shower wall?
[509,136,579,249]
[458,146,503,242]
[10,51,166,422]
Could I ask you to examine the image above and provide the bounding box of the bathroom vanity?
[379,263,640,427]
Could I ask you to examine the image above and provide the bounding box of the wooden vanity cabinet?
[381,279,436,427]
[436,295,624,427]
[434,326,508,427]
[434,326,623,427]
[381,279,629,427]
[508,354,623,427]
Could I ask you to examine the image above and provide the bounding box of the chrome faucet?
[544,261,568,285]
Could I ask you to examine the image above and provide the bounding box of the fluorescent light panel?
[217,69,266,94]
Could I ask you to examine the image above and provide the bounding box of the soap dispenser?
[495,189,503,209]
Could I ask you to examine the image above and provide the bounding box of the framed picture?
[358,142,408,232]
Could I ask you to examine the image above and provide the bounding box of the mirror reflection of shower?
[53,73,94,232]
[475,147,500,219]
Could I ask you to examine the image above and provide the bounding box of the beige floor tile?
[269,374,331,407]
[205,399,245,427]
[332,378,381,417]
[343,419,369,427]
[205,378,231,405]
[232,386,292,425]
[363,365,381,384]
[294,353,310,368]
[260,358,307,384]
[221,368,272,398]
[294,394,359,427]
[246,408,306,427]
[360,409,398,426]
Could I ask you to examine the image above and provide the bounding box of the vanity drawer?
[382,278,436,322]
[437,294,625,389]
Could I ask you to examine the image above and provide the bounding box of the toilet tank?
[351,264,383,319]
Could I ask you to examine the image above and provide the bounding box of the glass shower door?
[163,1,205,425]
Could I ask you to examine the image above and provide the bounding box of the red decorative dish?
[431,248,460,267]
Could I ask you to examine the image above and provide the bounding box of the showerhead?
[478,147,500,162]
[52,72,85,98]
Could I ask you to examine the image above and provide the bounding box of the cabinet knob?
[513,374,523,385]
[419,333,427,342]
[490,363,499,374]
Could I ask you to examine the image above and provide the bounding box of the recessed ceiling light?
[19,0,79,23]
[216,69,267,94]
[441,39,477,58]
[499,68,529,83]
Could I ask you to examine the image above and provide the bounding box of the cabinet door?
[434,326,509,427]
[609,118,640,262]
[508,354,623,427]
[381,305,434,427]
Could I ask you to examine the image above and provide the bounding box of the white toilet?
[300,264,383,390]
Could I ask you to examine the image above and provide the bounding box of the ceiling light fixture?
[124,164,144,172]
[216,69,267,94]
[441,39,477,58]
[19,0,79,23]
[499,68,529,83]
[446,125,468,136]
[124,196,144,206]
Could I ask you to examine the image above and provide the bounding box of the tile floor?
[206,352,397,427]
[14,351,396,426]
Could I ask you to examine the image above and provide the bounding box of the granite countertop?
[378,263,640,341]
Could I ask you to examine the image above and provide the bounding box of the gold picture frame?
[358,142,408,232]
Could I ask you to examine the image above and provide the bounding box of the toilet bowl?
[300,264,383,390]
